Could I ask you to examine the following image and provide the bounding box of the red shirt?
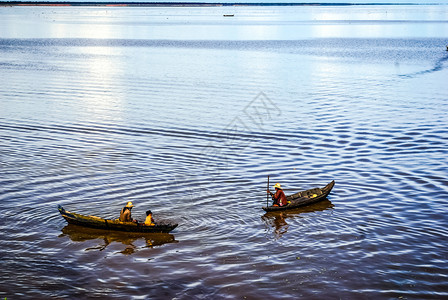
[273,189,288,206]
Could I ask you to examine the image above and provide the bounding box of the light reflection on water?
[1,5,448,299]
[1,5,448,39]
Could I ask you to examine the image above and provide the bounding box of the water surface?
[1,5,448,299]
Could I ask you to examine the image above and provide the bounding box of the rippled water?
[1,5,448,299]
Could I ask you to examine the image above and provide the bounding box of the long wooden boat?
[58,205,178,233]
[262,180,335,212]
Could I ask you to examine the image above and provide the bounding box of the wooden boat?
[262,180,335,212]
[58,205,178,233]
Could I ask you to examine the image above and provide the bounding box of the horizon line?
[0,1,444,7]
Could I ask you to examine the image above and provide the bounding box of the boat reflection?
[59,224,177,254]
[262,199,334,239]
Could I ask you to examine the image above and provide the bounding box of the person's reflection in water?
[85,235,138,254]
[262,212,289,239]
[60,224,176,254]
[272,212,289,238]
[120,246,136,255]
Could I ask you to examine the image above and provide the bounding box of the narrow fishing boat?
[58,205,178,233]
[262,180,335,212]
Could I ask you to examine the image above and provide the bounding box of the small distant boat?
[262,180,335,212]
[223,14,234,17]
[58,205,178,233]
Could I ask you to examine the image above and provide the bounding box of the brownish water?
[1,5,448,299]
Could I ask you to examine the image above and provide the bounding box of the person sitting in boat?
[267,183,288,207]
[119,201,136,222]
[144,210,155,226]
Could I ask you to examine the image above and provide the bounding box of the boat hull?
[58,206,178,233]
[262,180,335,212]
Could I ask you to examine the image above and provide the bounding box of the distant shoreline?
[0,2,431,7]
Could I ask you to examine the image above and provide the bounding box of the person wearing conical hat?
[267,183,288,207]
[119,201,136,222]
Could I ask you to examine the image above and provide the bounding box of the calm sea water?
[1,4,448,299]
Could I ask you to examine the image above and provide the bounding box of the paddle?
[266,175,270,207]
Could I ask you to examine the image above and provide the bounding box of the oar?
[266,175,270,207]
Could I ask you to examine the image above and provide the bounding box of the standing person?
[119,201,136,222]
[144,210,155,226]
[267,183,288,207]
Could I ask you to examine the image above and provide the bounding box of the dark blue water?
[1,5,448,299]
